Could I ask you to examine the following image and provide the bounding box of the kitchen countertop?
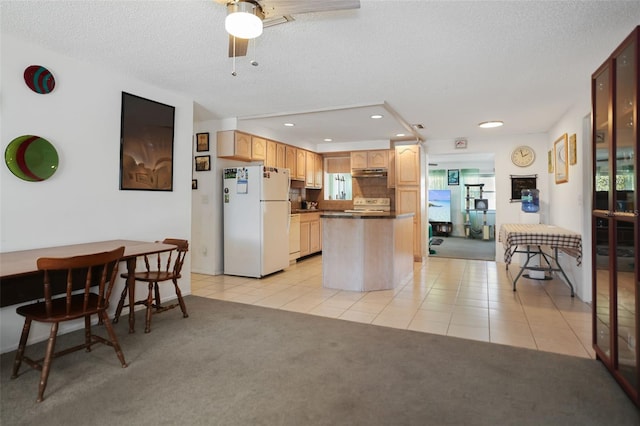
[291,209,323,214]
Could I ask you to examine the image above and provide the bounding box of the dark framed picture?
[195,155,211,172]
[192,179,198,190]
[119,92,175,191]
[196,132,209,152]
[447,169,459,186]
[510,175,537,202]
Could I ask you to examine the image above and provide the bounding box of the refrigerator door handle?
[287,201,291,231]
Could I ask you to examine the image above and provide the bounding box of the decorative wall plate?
[5,135,59,181]
[23,65,56,94]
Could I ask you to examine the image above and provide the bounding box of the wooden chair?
[11,246,128,402]
[114,238,189,333]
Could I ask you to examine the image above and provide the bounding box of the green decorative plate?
[5,135,59,181]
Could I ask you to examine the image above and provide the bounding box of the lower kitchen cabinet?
[300,212,322,257]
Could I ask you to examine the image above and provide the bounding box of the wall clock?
[511,146,535,167]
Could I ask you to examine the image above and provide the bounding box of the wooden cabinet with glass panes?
[591,25,639,406]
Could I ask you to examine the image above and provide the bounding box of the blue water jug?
[521,189,540,212]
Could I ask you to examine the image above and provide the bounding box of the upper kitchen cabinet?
[296,149,306,181]
[350,150,389,170]
[305,151,324,189]
[251,136,267,162]
[387,149,396,189]
[591,25,639,406]
[395,145,420,186]
[217,130,252,161]
[286,146,298,179]
[266,140,286,168]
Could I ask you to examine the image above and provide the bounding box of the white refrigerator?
[223,166,291,278]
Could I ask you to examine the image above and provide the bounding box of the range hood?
[351,168,387,178]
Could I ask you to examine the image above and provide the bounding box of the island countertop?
[320,211,414,219]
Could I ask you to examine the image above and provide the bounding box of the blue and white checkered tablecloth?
[498,224,582,266]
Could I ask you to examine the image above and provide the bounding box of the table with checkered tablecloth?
[498,224,582,296]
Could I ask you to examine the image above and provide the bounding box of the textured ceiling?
[3,1,640,150]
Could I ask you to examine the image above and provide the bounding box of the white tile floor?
[191,255,594,359]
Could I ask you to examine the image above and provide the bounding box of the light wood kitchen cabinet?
[276,143,286,168]
[395,145,420,186]
[305,151,324,189]
[266,140,277,167]
[216,130,252,160]
[300,212,322,257]
[286,146,297,178]
[296,149,306,180]
[314,153,323,189]
[396,185,422,261]
[350,150,389,170]
[305,151,316,187]
[387,148,396,188]
[266,140,286,168]
[251,136,267,161]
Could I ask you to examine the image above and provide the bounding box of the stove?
[344,197,391,213]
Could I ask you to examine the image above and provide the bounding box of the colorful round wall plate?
[5,135,59,182]
[23,65,56,94]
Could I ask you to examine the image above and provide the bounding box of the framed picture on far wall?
[196,132,209,152]
[195,155,211,172]
[447,169,459,185]
[554,133,568,184]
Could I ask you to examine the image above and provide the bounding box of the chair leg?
[99,311,128,368]
[173,279,189,318]
[145,282,154,333]
[11,318,32,379]
[84,315,92,352]
[113,282,129,324]
[37,322,59,402]
[154,282,162,310]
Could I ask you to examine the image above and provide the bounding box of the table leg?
[552,247,575,297]
[126,258,137,333]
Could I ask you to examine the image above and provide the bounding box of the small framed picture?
[447,169,459,186]
[554,133,568,184]
[192,179,198,190]
[569,133,577,165]
[195,155,211,172]
[196,132,209,152]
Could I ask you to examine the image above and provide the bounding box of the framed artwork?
[192,179,198,190]
[569,133,577,165]
[195,155,211,172]
[554,133,568,184]
[547,150,553,173]
[196,132,209,152]
[510,175,537,202]
[119,92,175,191]
[447,169,459,185]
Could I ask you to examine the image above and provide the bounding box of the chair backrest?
[36,246,125,317]
[143,238,189,277]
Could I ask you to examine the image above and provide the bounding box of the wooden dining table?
[0,239,177,333]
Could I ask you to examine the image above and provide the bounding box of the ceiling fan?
[215,0,361,58]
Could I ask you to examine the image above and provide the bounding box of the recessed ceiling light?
[370,114,383,119]
[283,122,295,127]
[478,121,504,128]
[324,138,333,142]
[396,133,406,137]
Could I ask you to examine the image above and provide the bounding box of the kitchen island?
[320,211,414,291]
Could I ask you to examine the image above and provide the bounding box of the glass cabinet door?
[592,65,612,361]
[616,220,637,389]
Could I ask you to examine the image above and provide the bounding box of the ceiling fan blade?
[228,35,249,57]
[257,0,360,19]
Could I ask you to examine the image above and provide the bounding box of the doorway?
[427,153,496,261]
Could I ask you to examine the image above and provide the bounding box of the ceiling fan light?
[226,2,263,39]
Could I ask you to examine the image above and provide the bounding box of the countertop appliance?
[344,197,391,213]
[223,166,290,278]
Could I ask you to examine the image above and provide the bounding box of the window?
[324,157,353,200]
